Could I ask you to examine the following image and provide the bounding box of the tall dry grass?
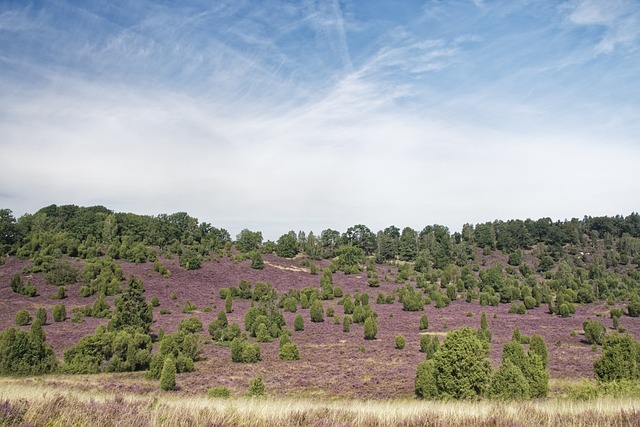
[2,378,640,426]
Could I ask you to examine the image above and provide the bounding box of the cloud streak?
[0,0,638,239]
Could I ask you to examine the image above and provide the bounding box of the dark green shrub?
[364,317,377,340]
[415,359,438,399]
[594,333,639,382]
[207,386,230,398]
[279,342,300,360]
[160,356,177,391]
[45,260,79,286]
[179,317,204,334]
[246,374,265,397]
[488,360,530,400]
[420,334,440,359]
[559,303,571,318]
[151,296,160,307]
[283,297,297,313]
[0,325,58,375]
[583,320,606,345]
[15,310,31,326]
[107,276,153,333]
[395,334,405,350]
[250,251,264,269]
[529,335,548,369]
[628,300,640,317]
[294,314,304,331]
[419,314,429,331]
[343,315,351,332]
[230,338,261,363]
[343,295,354,314]
[310,300,324,322]
[53,304,66,322]
[523,296,537,310]
[92,293,110,318]
[421,327,492,400]
[182,301,196,314]
[36,307,47,325]
[55,286,66,300]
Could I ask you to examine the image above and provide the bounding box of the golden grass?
[2,377,640,426]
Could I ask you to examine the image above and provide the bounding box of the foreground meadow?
[1,377,640,427]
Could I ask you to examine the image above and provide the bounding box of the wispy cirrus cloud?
[0,0,638,239]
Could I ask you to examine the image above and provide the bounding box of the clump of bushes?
[9,274,38,297]
[230,338,261,363]
[15,310,32,326]
[207,386,230,398]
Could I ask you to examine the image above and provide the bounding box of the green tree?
[160,356,177,391]
[419,314,429,330]
[294,314,304,331]
[415,359,438,399]
[364,317,377,340]
[108,276,152,333]
[36,307,47,325]
[343,315,351,332]
[426,327,492,400]
[225,294,233,313]
[487,360,530,400]
[583,320,606,345]
[594,333,640,383]
[236,229,263,253]
[310,300,324,323]
[53,304,66,322]
[15,310,31,326]
[279,343,300,361]
[529,335,548,369]
[275,231,299,258]
[246,374,265,397]
[395,334,405,350]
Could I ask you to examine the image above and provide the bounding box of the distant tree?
[364,317,377,340]
[583,320,606,345]
[275,231,299,258]
[529,335,548,369]
[419,314,429,331]
[108,276,152,333]
[294,314,304,331]
[343,315,352,333]
[246,374,265,397]
[399,227,418,261]
[250,251,264,270]
[160,356,177,391]
[225,294,233,313]
[341,224,376,255]
[395,334,405,350]
[310,300,324,323]
[15,310,31,326]
[415,359,438,399]
[53,304,66,322]
[236,229,263,253]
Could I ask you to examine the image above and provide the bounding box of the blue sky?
[1,0,639,240]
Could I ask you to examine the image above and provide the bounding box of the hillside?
[1,205,640,400]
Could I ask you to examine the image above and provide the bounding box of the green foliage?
[364,317,377,340]
[480,312,488,330]
[583,320,606,345]
[15,310,31,326]
[92,293,110,318]
[250,251,264,269]
[225,294,233,313]
[0,325,58,375]
[179,248,202,270]
[395,334,405,350]
[246,374,265,397]
[420,334,440,359]
[558,303,571,318]
[160,356,177,391]
[294,314,304,331]
[153,260,171,278]
[207,386,230,398]
[425,327,493,400]
[415,359,438,399]
[182,300,197,313]
[52,304,66,322]
[179,317,204,334]
[80,258,124,297]
[275,231,299,258]
[627,299,640,317]
[400,285,424,311]
[310,300,324,322]
[488,360,530,400]
[36,307,47,325]
[64,327,152,374]
[236,229,263,253]
[419,314,429,331]
[230,338,261,363]
[279,342,300,360]
[44,260,79,286]
[343,315,351,332]
[594,333,640,383]
[343,295,354,315]
[333,245,364,274]
[107,276,152,334]
[529,335,548,369]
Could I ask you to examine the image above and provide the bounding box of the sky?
[1,0,639,240]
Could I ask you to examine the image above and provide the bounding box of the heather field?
[1,251,637,400]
